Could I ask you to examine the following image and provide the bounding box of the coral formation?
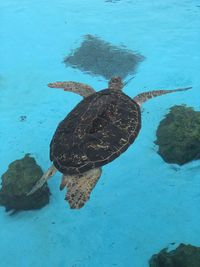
[64,35,144,79]
[0,154,50,212]
[149,243,200,267]
[155,105,200,165]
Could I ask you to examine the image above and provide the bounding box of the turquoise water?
[0,1,200,266]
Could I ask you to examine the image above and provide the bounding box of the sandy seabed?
[0,1,200,266]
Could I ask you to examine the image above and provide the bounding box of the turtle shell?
[50,89,141,175]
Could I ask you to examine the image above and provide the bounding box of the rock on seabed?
[149,243,200,267]
[155,105,200,165]
[0,154,50,212]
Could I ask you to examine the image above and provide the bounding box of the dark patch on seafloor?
[19,115,27,122]
[0,154,50,213]
[155,105,200,165]
[64,35,144,79]
[149,243,200,267]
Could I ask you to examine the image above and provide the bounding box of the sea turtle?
[27,77,191,209]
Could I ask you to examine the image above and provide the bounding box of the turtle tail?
[133,87,192,106]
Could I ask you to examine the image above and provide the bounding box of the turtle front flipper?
[48,81,95,98]
[60,168,102,209]
[27,164,57,195]
[133,87,192,106]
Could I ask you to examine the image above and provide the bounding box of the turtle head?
[108,76,123,91]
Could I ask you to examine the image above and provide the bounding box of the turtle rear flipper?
[61,168,102,209]
[48,81,95,98]
[27,164,57,195]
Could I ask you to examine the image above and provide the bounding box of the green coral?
[0,154,50,212]
[155,105,200,165]
[149,244,200,267]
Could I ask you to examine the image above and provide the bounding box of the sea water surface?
[0,1,200,266]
